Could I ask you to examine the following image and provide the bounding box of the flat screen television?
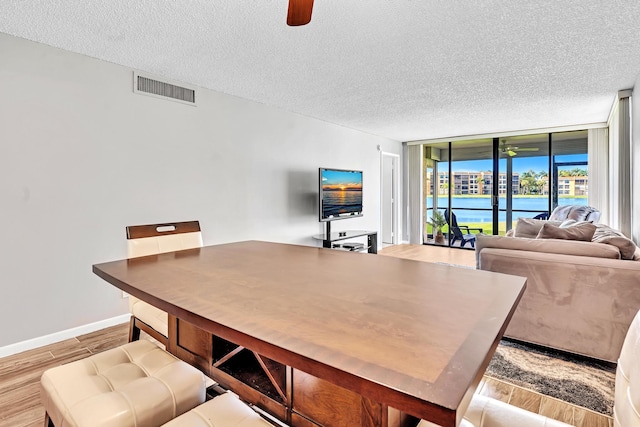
[319,168,363,222]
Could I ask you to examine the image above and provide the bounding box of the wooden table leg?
[167,314,178,355]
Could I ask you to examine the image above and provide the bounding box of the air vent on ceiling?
[133,72,196,106]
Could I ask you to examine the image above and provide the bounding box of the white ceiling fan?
[500,140,539,157]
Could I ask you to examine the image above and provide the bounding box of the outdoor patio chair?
[444,209,483,248]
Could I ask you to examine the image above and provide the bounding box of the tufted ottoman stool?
[40,340,206,427]
[162,392,274,427]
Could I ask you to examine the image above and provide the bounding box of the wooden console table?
[93,241,525,427]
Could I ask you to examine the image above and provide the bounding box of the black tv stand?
[313,223,378,254]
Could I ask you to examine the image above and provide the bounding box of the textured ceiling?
[1,0,639,142]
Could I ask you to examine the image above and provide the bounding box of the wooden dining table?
[93,240,526,427]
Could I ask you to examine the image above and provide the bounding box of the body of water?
[321,189,363,219]
[427,196,587,223]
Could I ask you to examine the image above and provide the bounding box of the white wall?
[0,33,401,348]
[633,75,640,244]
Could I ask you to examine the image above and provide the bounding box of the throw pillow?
[559,219,594,228]
[513,218,562,238]
[536,222,597,241]
[592,224,638,260]
[559,219,577,228]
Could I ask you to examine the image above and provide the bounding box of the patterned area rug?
[486,340,616,415]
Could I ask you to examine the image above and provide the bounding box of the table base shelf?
[170,316,416,427]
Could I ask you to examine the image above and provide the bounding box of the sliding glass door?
[498,133,550,232]
[551,131,589,209]
[422,130,589,247]
[424,139,494,246]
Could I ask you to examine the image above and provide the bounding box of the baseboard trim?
[0,314,131,358]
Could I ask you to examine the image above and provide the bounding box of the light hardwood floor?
[380,243,477,267]
[0,244,612,427]
[0,323,130,427]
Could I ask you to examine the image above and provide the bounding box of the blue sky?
[321,169,362,188]
[451,154,587,174]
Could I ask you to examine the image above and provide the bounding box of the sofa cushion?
[592,224,639,260]
[475,233,621,269]
[513,218,562,238]
[536,222,596,242]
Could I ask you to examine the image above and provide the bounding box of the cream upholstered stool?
[126,221,203,345]
[614,307,640,426]
[162,392,274,427]
[41,340,206,427]
[417,394,571,427]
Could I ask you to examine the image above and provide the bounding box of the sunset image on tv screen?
[321,169,363,219]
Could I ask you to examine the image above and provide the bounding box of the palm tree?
[570,168,587,176]
[427,210,447,243]
[476,176,485,195]
[521,169,537,180]
[535,178,547,195]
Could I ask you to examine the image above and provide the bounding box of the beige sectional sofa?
[475,220,640,362]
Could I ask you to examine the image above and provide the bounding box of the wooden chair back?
[126,220,203,258]
[124,220,203,344]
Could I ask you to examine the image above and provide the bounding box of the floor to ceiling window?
[498,133,551,233]
[551,131,589,210]
[422,130,589,248]
[424,139,494,246]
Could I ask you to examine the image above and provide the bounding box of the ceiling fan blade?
[515,147,539,151]
[507,150,517,157]
[287,0,314,26]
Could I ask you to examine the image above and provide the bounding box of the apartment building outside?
[425,172,588,196]
[425,171,520,195]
